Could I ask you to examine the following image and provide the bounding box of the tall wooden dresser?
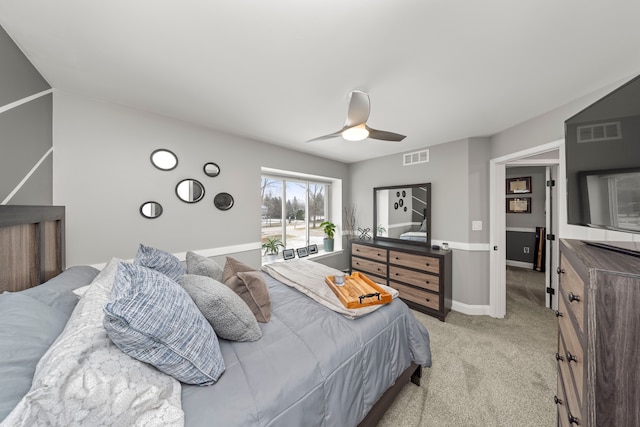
[555,239,640,426]
[350,239,452,321]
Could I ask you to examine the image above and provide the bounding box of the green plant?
[262,237,284,255]
[319,221,336,239]
[377,224,386,236]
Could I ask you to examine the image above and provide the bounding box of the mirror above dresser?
[373,183,431,247]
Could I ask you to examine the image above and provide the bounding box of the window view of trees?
[261,176,328,259]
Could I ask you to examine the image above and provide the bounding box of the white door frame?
[489,139,563,318]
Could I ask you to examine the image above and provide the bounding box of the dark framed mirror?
[140,201,163,219]
[176,179,205,203]
[373,183,431,247]
[150,149,178,171]
[214,192,234,211]
[203,162,221,177]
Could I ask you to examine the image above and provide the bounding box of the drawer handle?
[555,352,564,362]
[568,292,580,303]
[395,256,400,260]
[554,310,563,317]
[425,280,430,284]
[557,266,565,274]
[425,263,430,267]
[554,395,563,405]
[568,412,580,425]
[566,351,578,364]
[425,298,431,302]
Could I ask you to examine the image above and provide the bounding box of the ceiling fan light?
[342,125,369,141]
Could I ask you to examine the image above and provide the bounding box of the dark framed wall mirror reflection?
[203,162,221,177]
[150,149,178,171]
[176,179,205,203]
[140,201,163,219]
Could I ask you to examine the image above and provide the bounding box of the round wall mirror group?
[142,150,233,218]
[140,201,163,219]
[150,149,178,171]
[176,179,205,203]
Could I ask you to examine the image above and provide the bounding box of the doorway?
[489,140,563,318]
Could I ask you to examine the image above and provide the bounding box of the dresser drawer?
[558,328,583,420]
[559,254,585,337]
[389,265,439,292]
[389,281,439,311]
[352,244,387,262]
[351,257,387,278]
[557,372,581,427]
[559,322,584,407]
[389,250,439,275]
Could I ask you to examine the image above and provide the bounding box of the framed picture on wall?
[506,176,532,194]
[506,197,532,213]
[282,249,295,260]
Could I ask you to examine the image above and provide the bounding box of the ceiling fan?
[307,90,406,142]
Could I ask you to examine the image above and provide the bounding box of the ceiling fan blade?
[366,126,406,142]
[345,91,370,127]
[306,129,345,142]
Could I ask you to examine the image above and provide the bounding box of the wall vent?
[577,122,621,143]
[403,149,429,166]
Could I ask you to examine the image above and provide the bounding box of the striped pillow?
[103,262,225,385]
[134,244,186,281]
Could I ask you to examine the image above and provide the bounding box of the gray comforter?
[181,273,431,427]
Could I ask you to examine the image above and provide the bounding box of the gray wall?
[0,25,52,205]
[349,137,492,306]
[53,91,350,269]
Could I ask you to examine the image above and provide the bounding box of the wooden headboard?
[0,205,65,293]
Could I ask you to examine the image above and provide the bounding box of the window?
[261,170,338,261]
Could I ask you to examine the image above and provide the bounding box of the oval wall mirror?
[214,192,234,211]
[203,162,221,177]
[150,149,178,171]
[140,201,163,219]
[176,179,205,203]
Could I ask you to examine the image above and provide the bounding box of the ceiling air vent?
[577,122,621,143]
[403,149,429,166]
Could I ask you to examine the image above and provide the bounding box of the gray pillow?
[134,243,186,282]
[186,251,224,283]
[180,274,262,342]
[103,262,225,385]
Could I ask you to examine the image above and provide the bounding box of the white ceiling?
[2,0,640,163]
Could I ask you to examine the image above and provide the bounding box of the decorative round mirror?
[203,162,221,177]
[140,201,163,219]
[214,192,234,211]
[150,149,178,171]
[176,179,205,203]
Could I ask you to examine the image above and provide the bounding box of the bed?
[0,205,431,426]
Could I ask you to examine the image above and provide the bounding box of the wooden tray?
[325,272,392,309]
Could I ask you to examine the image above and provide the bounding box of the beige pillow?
[223,258,271,323]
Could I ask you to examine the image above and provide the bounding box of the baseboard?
[506,260,534,269]
[451,300,491,316]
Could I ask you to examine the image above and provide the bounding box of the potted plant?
[262,237,284,263]
[319,221,336,252]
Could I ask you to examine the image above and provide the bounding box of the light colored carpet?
[378,267,556,427]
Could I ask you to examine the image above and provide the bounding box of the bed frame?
[0,204,420,426]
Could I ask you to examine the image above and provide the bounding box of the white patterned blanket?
[261,259,398,318]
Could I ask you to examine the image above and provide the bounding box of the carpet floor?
[378,267,557,427]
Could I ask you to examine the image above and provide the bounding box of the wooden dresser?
[350,239,452,321]
[555,239,640,426]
